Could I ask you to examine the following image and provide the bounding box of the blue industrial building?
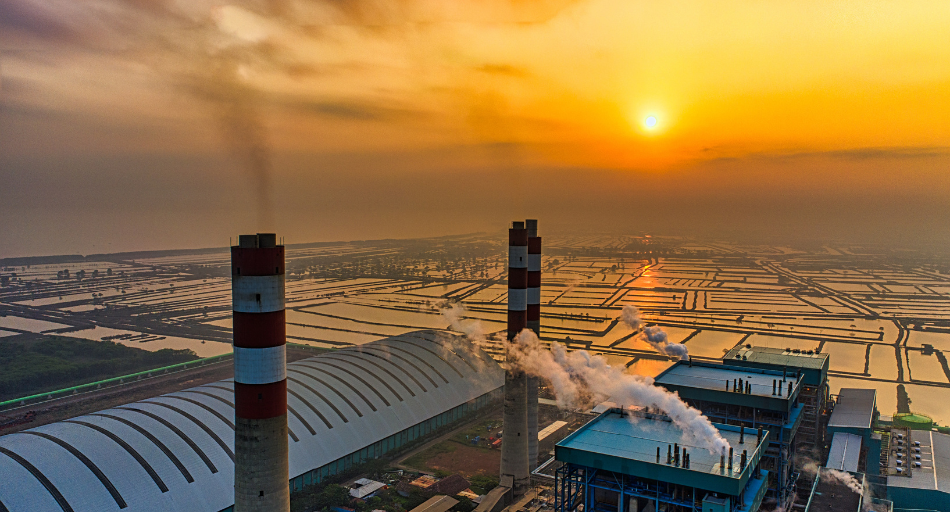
[654,360,804,509]
[554,408,770,512]
[826,388,881,475]
[722,345,830,450]
[884,430,949,512]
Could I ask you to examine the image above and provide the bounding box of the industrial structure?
[884,429,949,511]
[0,330,504,511]
[723,345,830,451]
[802,467,865,512]
[826,388,881,475]
[5,225,950,512]
[231,233,289,511]
[500,221,530,494]
[554,408,771,512]
[527,219,542,471]
[654,360,804,509]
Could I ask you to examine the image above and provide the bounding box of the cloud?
[475,64,529,77]
[823,146,950,161]
[287,99,424,121]
[0,1,84,44]
[726,146,950,164]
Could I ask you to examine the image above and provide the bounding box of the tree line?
[0,335,198,400]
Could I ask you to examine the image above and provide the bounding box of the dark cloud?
[475,64,528,77]
[0,74,34,96]
[283,62,321,79]
[286,99,423,121]
[0,1,84,44]
[728,146,950,164]
[823,146,950,160]
[313,0,582,26]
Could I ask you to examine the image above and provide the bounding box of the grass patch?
[402,442,457,471]
[449,418,502,445]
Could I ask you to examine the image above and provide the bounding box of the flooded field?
[2,234,950,425]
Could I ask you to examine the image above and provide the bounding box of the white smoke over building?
[821,468,864,495]
[621,305,689,360]
[509,329,729,454]
[440,302,499,347]
[441,303,728,454]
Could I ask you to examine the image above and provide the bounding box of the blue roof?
[654,361,801,413]
[722,345,828,387]
[555,409,769,495]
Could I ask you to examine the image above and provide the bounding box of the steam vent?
[231,233,290,512]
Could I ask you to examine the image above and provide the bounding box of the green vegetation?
[0,335,198,400]
[402,442,457,471]
[292,484,353,512]
[467,475,499,495]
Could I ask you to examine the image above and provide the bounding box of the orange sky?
[1,0,949,256]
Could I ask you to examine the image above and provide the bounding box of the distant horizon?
[4,227,949,262]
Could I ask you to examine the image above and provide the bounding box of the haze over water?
[3,234,949,426]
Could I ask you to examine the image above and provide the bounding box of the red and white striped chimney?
[525,219,541,471]
[500,221,529,494]
[231,233,290,512]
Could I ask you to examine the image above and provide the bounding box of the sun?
[644,116,658,129]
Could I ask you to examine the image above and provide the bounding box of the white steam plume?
[510,328,729,454]
[821,469,864,495]
[438,304,727,454]
[440,302,489,346]
[822,468,887,512]
[621,305,689,360]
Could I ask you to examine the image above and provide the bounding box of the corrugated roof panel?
[137,399,233,464]
[828,388,876,429]
[0,446,71,512]
[1,430,119,512]
[104,407,212,479]
[80,413,192,490]
[826,432,862,472]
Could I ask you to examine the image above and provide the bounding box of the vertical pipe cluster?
[500,221,530,494]
[525,219,541,471]
[231,233,290,512]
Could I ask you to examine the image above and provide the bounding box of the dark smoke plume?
[198,60,274,230]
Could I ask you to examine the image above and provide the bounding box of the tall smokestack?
[500,221,529,495]
[526,219,541,471]
[232,233,289,512]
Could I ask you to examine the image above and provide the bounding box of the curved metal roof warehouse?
[0,330,505,512]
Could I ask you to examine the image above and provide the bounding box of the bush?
[450,497,474,512]
[292,484,351,512]
[467,475,498,495]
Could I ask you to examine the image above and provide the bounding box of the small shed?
[349,478,388,499]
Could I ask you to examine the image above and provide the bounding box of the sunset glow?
[1,0,950,255]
